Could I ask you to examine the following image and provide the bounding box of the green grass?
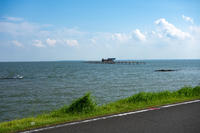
[0,86,200,133]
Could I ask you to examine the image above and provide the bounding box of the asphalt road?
[26,101,200,133]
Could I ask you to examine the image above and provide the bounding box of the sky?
[0,0,200,61]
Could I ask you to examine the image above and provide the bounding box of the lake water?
[0,60,200,122]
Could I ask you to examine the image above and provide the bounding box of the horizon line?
[0,58,200,63]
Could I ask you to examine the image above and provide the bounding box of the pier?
[85,58,145,64]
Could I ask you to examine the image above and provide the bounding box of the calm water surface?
[0,60,200,122]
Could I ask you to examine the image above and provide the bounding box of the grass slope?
[0,86,200,133]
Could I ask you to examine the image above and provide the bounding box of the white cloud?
[1,16,199,59]
[189,26,200,34]
[111,33,131,42]
[46,38,56,46]
[189,26,200,41]
[12,40,23,47]
[155,18,191,40]
[90,38,97,44]
[182,15,193,24]
[150,31,163,38]
[33,40,45,48]
[65,39,79,47]
[3,16,23,21]
[53,28,86,39]
[133,29,146,41]
[0,21,40,36]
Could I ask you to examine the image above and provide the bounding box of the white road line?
[21,99,200,133]
[161,100,200,108]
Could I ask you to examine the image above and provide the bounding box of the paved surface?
[29,101,200,133]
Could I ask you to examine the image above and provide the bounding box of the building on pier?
[102,58,116,63]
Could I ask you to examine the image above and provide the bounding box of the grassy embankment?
[0,86,200,133]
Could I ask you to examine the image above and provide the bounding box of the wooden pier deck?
[85,61,145,64]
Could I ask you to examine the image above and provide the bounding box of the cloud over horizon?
[155,18,191,40]
[65,39,79,47]
[0,16,200,60]
[33,40,45,48]
[46,38,56,47]
[133,29,146,41]
[11,40,23,47]
[111,33,131,42]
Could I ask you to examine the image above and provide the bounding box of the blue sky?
[0,0,200,61]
